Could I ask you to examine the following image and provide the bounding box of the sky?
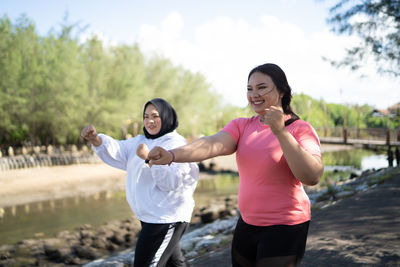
[1,0,399,109]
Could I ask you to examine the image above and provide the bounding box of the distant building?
[372,102,400,118]
[388,102,400,116]
[372,109,390,117]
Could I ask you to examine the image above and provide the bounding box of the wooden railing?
[315,127,400,147]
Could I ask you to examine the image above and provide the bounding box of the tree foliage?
[0,14,397,149]
[0,14,223,146]
[326,0,400,76]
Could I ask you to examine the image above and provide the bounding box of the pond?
[0,148,392,246]
[320,148,390,187]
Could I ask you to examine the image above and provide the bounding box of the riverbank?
[0,164,126,209]
[70,166,400,266]
[0,144,349,209]
[0,155,239,209]
[1,156,397,266]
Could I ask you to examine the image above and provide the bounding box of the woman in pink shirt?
[148,63,324,266]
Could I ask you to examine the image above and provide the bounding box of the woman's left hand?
[260,106,285,135]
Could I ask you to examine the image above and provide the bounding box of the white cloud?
[137,11,399,109]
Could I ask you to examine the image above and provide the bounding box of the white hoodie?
[93,131,199,223]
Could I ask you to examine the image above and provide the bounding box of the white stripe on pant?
[133,221,189,267]
[151,226,174,266]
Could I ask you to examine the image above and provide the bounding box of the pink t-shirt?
[222,116,321,226]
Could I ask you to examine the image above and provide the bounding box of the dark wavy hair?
[248,63,296,116]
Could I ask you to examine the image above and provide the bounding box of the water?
[361,154,389,170]
[0,191,133,245]
[0,149,393,246]
[323,153,388,174]
[0,174,239,246]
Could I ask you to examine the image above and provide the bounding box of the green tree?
[141,56,221,136]
[4,13,396,148]
[326,0,400,76]
[39,24,88,145]
[0,15,40,145]
[292,93,327,128]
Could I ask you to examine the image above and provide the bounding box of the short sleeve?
[221,118,245,144]
[292,121,322,158]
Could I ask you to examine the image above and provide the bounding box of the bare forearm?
[173,136,229,162]
[276,130,323,186]
[148,132,236,165]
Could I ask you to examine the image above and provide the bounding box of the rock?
[181,237,203,252]
[200,204,226,223]
[80,228,94,238]
[185,250,198,259]
[356,183,369,192]
[92,236,109,249]
[71,145,78,153]
[349,172,358,179]
[194,235,221,250]
[44,246,72,262]
[1,259,18,266]
[47,145,54,155]
[336,190,355,198]
[109,232,126,246]
[124,232,137,243]
[16,239,39,247]
[81,237,93,247]
[106,243,120,252]
[200,211,218,224]
[0,250,11,260]
[73,245,100,260]
[8,147,14,157]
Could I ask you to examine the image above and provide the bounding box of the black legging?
[134,221,189,267]
[232,216,309,267]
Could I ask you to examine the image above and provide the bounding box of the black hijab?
[143,98,179,139]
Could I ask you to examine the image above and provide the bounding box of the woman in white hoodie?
[81,98,199,267]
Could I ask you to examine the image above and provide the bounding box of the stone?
[336,190,355,198]
[73,245,100,260]
[7,147,14,157]
[109,232,126,246]
[71,145,78,153]
[92,237,109,249]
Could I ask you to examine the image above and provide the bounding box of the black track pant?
[232,216,309,267]
[133,221,189,267]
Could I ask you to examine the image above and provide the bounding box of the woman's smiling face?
[247,72,283,115]
[143,104,162,135]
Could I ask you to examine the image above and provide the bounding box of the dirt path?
[301,173,400,266]
[191,173,400,266]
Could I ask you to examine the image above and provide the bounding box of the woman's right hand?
[148,146,173,165]
[136,144,149,160]
[81,125,102,146]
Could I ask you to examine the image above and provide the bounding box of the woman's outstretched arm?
[148,131,236,165]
